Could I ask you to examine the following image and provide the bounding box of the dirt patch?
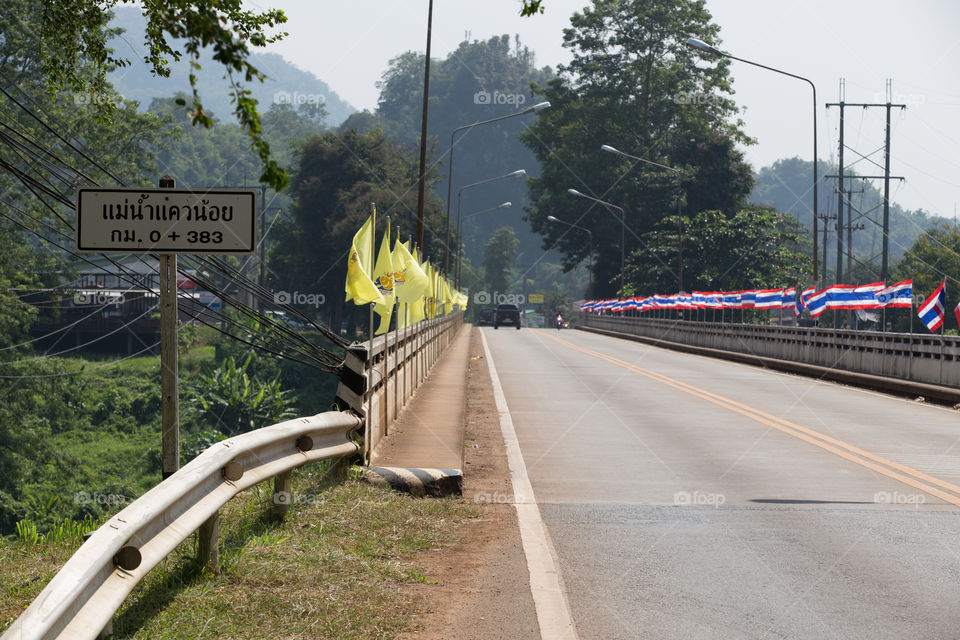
[399,327,539,639]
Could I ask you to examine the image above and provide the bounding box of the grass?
[1,463,480,639]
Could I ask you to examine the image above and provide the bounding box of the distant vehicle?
[494,304,521,330]
[477,308,495,326]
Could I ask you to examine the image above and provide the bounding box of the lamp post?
[685,37,819,286]
[547,215,594,296]
[568,188,626,295]
[457,201,512,288]
[601,144,684,290]
[443,101,550,275]
[455,170,526,287]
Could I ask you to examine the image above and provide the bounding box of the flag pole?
[366,203,376,464]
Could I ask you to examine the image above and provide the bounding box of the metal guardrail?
[3,411,361,640]
[336,311,463,459]
[582,314,960,389]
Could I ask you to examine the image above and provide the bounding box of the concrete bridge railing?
[582,314,960,390]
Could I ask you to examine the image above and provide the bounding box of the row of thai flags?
[579,279,955,333]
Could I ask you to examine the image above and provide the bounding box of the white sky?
[262,0,960,220]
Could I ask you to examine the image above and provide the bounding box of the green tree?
[484,226,519,294]
[895,221,960,326]
[36,0,289,189]
[522,0,754,298]
[369,35,553,269]
[624,209,810,294]
[269,128,447,334]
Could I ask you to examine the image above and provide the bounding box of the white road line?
[480,329,578,640]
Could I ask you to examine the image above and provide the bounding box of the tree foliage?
[37,0,289,189]
[356,35,553,269]
[484,226,519,294]
[522,0,754,297]
[624,209,810,294]
[269,129,446,333]
[895,221,960,319]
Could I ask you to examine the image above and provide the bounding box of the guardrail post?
[273,470,292,518]
[198,510,220,571]
[97,619,113,639]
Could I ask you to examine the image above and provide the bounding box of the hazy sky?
[263,0,959,221]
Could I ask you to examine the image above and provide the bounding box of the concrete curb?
[362,466,463,497]
[579,324,960,406]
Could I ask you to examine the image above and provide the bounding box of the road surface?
[482,326,960,639]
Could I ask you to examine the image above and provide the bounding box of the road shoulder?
[399,326,539,639]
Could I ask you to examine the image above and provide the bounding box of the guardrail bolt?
[296,435,314,452]
[222,460,243,482]
[113,545,142,571]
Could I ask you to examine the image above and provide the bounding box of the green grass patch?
[1,466,479,639]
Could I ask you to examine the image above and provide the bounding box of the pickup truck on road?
[494,304,521,330]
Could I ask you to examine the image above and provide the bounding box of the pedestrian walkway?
[371,323,471,471]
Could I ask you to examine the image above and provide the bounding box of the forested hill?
[107,6,355,126]
[751,157,943,265]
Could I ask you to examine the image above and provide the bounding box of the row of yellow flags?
[345,212,468,335]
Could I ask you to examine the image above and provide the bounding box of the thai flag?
[795,286,815,316]
[876,279,912,308]
[704,292,723,309]
[579,300,595,312]
[806,288,829,318]
[823,285,857,309]
[918,279,946,332]
[755,288,784,309]
[621,297,638,311]
[851,282,885,309]
[740,290,757,309]
[722,291,742,309]
[781,287,796,309]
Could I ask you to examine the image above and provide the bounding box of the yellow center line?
[539,331,960,508]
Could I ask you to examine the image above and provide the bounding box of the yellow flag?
[345,216,384,306]
[371,221,396,335]
[407,247,427,324]
[393,237,429,303]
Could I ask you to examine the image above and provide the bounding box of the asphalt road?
[482,326,960,640]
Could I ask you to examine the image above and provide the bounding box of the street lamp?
[601,144,684,290]
[455,170,526,287]
[685,37,819,286]
[568,188,626,294]
[547,215,594,296]
[457,201,512,287]
[443,101,550,274]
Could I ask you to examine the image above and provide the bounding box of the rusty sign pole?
[159,175,179,480]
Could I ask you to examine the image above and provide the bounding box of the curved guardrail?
[3,411,361,640]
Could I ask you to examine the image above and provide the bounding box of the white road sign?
[76,188,257,254]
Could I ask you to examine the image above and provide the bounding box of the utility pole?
[818,212,836,279]
[832,80,846,284]
[827,80,906,285]
[414,0,433,252]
